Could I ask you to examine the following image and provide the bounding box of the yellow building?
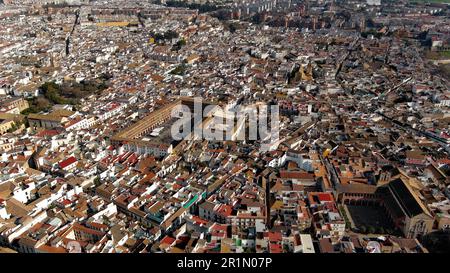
[0,113,24,135]
[0,119,15,135]
[0,97,29,114]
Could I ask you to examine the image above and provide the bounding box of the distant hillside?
[410,0,450,3]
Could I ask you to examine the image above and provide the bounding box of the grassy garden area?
[22,79,109,115]
[425,50,450,60]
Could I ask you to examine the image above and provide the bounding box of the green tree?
[359,225,367,234]
[172,38,187,51]
[170,64,187,76]
[102,215,111,226]
[94,176,101,187]
[7,122,18,133]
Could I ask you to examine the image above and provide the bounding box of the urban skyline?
[0,0,449,255]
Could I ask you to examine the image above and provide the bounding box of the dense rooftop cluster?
[0,0,449,253]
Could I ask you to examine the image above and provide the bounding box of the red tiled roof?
[36,129,60,137]
[64,118,81,128]
[267,232,282,242]
[437,158,450,164]
[72,223,105,237]
[317,193,333,202]
[172,184,182,190]
[160,235,175,246]
[210,223,228,232]
[61,199,72,206]
[215,204,233,217]
[191,216,208,226]
[269,243,282,253]
[59,156,77,169]
[280,171,315,180]
[87,222,109,230]
[37,245,67,253]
